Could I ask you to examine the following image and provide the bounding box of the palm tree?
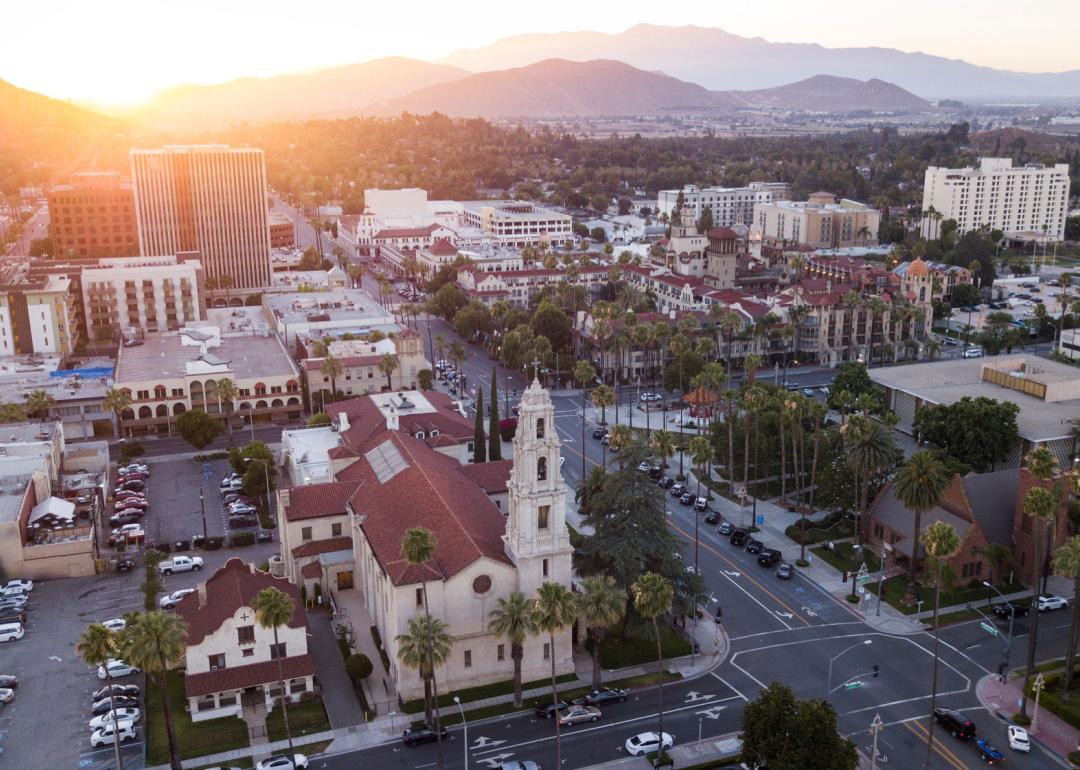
[215,378,239,445]
[0,403,27,424]
[487,592,538,708]
[78,623,126,770]
[253,587,298,759]
[1053,536,1080,691]
[24,389,55,420]
[633,572,675,767]
[448,341,466,379]
[608,424,632,468]
[1021,446,1060,717]
[591,384,614,427]
[922,520,961,767]
[650,430,675,471]
[433,334,447,371]
[378,353,400,391]
[577,576,625,690]
[401,526,444,735]
[924,338,942,361]
[103,388,132,439]
[532,582,577,770]
[124,611,188,770]
[842,416,897,562]
[396,614,453,730]
[319,353,344,409]
[688,435,713,575]
[892,451,951,596]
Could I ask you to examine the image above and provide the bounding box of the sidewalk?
[976,673,1078,767]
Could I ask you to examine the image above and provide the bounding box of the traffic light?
[843,571,850,583]
[872,665,880,679]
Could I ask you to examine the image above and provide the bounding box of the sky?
[4,0,1079,105]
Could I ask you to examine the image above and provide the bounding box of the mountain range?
[441,23,1080,100]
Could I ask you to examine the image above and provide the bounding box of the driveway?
[306,612,365,729]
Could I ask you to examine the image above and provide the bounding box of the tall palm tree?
[577,576,625,690]
[400,525,445,753]
[650,430,675,471]
[253,587,298,758]
[487,592,538,707]
[103,388,132,440]
[688,435,713,575]
[633,572,675,767]
[1021,446,1060,717]
[378,353,400,391]
[215,378,239,445]
[24,389,55,420]
[396,615,453,729]
[740,384,764,502]
[922,520,961,767]
[892,451,951,596]
[532,582,577,770]
[78,623,126,770]
[608,424,632,469]
[319,353,344,408]
[574,360,597,479]
[123,611,188,770]
[842,415,897,563]
[591,384,614,427]
[433,334,447,371]
[1053,536,1080,691]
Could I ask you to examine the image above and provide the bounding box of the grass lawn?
[598,624,692,669]
[400,672,578,714]
[195,761,253,770]
[785,511,854,546]
[810,543,881,576]
[865,576,1024,616]
[146,670,249,765]
[266,694,332,742]
[1027,672,1080,730]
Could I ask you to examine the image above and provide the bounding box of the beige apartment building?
[131,145,272,291]
[754,192,881,249]
[0,265,80,356]
[300,330,428,406]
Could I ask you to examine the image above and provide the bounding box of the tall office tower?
[130,145,271,289]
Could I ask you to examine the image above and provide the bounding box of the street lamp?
[453,695,467,770]
[825,639,872,698]
[983,581,1016,678]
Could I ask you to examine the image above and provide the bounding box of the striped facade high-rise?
[131,146,271,290]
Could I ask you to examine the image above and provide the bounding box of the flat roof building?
[657,182,790,228]
[262,289,395,349]
[460,200,572,249]
[753,192,881,250]
[47,172,139,259]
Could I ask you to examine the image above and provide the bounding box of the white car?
[0,584,28,598]
[1037,595,1069,612]
[159,588,196,610]
[97,660,140,680]
[1,579,33,593]
[1008,724,1030,752]
[0,687,13,703]
[89,720,137,748]
[625,731,674,756]
[89,707,141,730]
[255,754,310,770]
[101,618,127,632]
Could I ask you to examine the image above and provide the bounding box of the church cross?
[529,359,543,380]
[239,610,251,623]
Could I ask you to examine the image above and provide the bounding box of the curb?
[974,674,1074,769]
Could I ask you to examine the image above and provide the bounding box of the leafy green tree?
[912,397,1020,472]
[531,301,572,355]
[950,282,981,307]
[427,283,467,322]
[345,653,373,682]
[307,412,331,427]
[578,575,625,690]
[453,301,493,340]
[633,572,674,767]
[741,682,858,770]
[827,363,881,412]
[532,582,577,770]
[488,368,502,461]
[473,389,487,463]
[418,369,434,391]
[176,409,222,450]
[123,611,188,770]
[892,451,951,593]
[253,587,298,758]
[487,591,538,707]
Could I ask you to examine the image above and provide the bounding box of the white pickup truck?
[158,555,204,575]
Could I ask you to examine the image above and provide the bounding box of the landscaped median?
[862,575,1025,617]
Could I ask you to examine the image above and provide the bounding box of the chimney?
[337,411,350,432]
[279,489,290,509]
[386,404,399,431]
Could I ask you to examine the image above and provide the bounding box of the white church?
[275,379,575,701]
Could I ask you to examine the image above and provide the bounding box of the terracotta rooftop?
[283,481,361,522]
[185,654,316,698]
[429,238,458,256]
[458,459,514,494]
[291,536,354,559]
[374,223,440,240]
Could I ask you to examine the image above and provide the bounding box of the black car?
[93,683,138,701]
[670,483,686,497]
[678,492,693,505]
[703,511,719,525]
[647,466,663,480]
[717,521,734,536]
[933,708,976,739]
[119,480,145,493]
[744,538,764,554]
[256,530,274,543]
[402,724,448,746]
[535,699,573,718]
[228,515,258,528]
[657,476,675,489]
[0,609,25,624]
[583,687,629,706]
[592,427,607,440]
[0,675,16,689]
[757,549,781,567]
[91,696,139,715]
[992,602,1030,619]
[729,528,748,546]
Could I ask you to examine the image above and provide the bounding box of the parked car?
[678,492,693,505]
[229,503,258,516]
[0,687,12,703]
[757,549,781,568]
[0,583,28,598]
[0,609,25,624]
[93,683,138,700]
[1038,595,1069,612]
[159,589,196,610]
[592,427,607,440]
[222,493,256,506]
[108,524,145,546]
[114,491,147,503]
[1007,725,1030,752]
[703,511,719,525]
[534,699,573,718]
[932,707,976,739]
[558,705,601,726]
[775,562,793,579]
[647,465,663,480]
[89,721,137,748]
[625,732,674,756]
[583,687,628,706]
[717,521,734,536]
[729,528,748,546]
[118,480,145,493]
[89,708,141,730]
[402,724,447,746]
[693,497,708,512]
[992,602,1030,619]
[255,754,309,770]
[669,483,686,497]
[976,738,1004,763]
[229,515,259,528]
[97,660,140,680]
[110,511,143,526]
[637,461,653,473]
[1,579,32,593]
[91,696,140,716]
[0,595,28,610]
[0,675,17,689]
[159,556,204,575]
[744,538,764,554]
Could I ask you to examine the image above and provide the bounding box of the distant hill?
[127,57,472,130]
[440,23,1080,100]
[735,75,930,112]
[970,127,1080,155]
[367,58,741,117]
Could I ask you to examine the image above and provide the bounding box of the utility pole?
[1032,673,1046,734]
[869,713,884,770]
[199,487,207,543]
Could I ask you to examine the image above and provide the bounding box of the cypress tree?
[473,389,487,463]
[488,368,502,461]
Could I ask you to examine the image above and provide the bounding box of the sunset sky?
[5,0,1079,105]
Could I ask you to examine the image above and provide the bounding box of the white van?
[962,347,984,359]
[0,622,24,642]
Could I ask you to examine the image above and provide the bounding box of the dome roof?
[907,257,929,277]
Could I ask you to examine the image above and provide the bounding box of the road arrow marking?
[722,570,741,578]
[471,737,507,750]
[801,606,819,617]
[477,754,514,767]
[684,691,716,703]
[49,656,62,663]
[695,705,727,720]
[775,611,794,620]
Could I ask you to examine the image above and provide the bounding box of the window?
[537,456,547,481]
[543,642,550,661]
[464,650,472,668]
[331,522,342,537]
[536,417,545,439]
[416,587,424,607]
[208,653,226,670]
[290,679,307,694]
[542,558,549,578]
[497,644,505,661]
[237,625,255,645]
[197,696,217,712]
[538,505,549,530]
[242,648,254,657]
[301,526,312,541]
[270,642,287,660]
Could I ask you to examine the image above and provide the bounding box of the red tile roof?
[327,445,359,460]
[374,224,440,239]
[333,392,473,449]
[283,481,361,522]
[335,431,512,586]
[175,559,307,647]
[707,227,739,240]
[291,536,353,559]
[301,562,323,579]
[429,238,458,256]
[458,460,513,493]
[185,654,316,698]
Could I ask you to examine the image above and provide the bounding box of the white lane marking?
[717,569,791,631]
[471,737,507,749]
[710,673,750,702]
[728,621,864,642]
[683,691,716,703]
[696,705,728,719]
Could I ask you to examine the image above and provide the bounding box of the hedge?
[204,536,224,551]
[228,531,255,547]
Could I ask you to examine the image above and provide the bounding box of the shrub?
[1012,712,1032,726]
[795,558,810,568]
[307,412,331,427]
[121,442,146,459]
[499,417,517,441]
[345,653,374,682]
[192,451,228,462]
[259,513,277,530]
[204,536,224,551]
[228,531,255,547]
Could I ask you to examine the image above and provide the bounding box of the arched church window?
[536,417,545,439]
[919,286,926,302]
[537,456,547,481]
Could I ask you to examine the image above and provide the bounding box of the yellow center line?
[670,521,810,626]
[904,719,968,770]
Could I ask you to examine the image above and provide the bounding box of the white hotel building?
[657,182,790,228]
[921,158,1072,240]
[460,201,572,249]
[81,254,205,339]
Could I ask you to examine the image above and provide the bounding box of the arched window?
[536,417,545,439]
[537,456,547,482]
[415,431,426,440]
[919,286,926,302]
[153,385,167,400]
